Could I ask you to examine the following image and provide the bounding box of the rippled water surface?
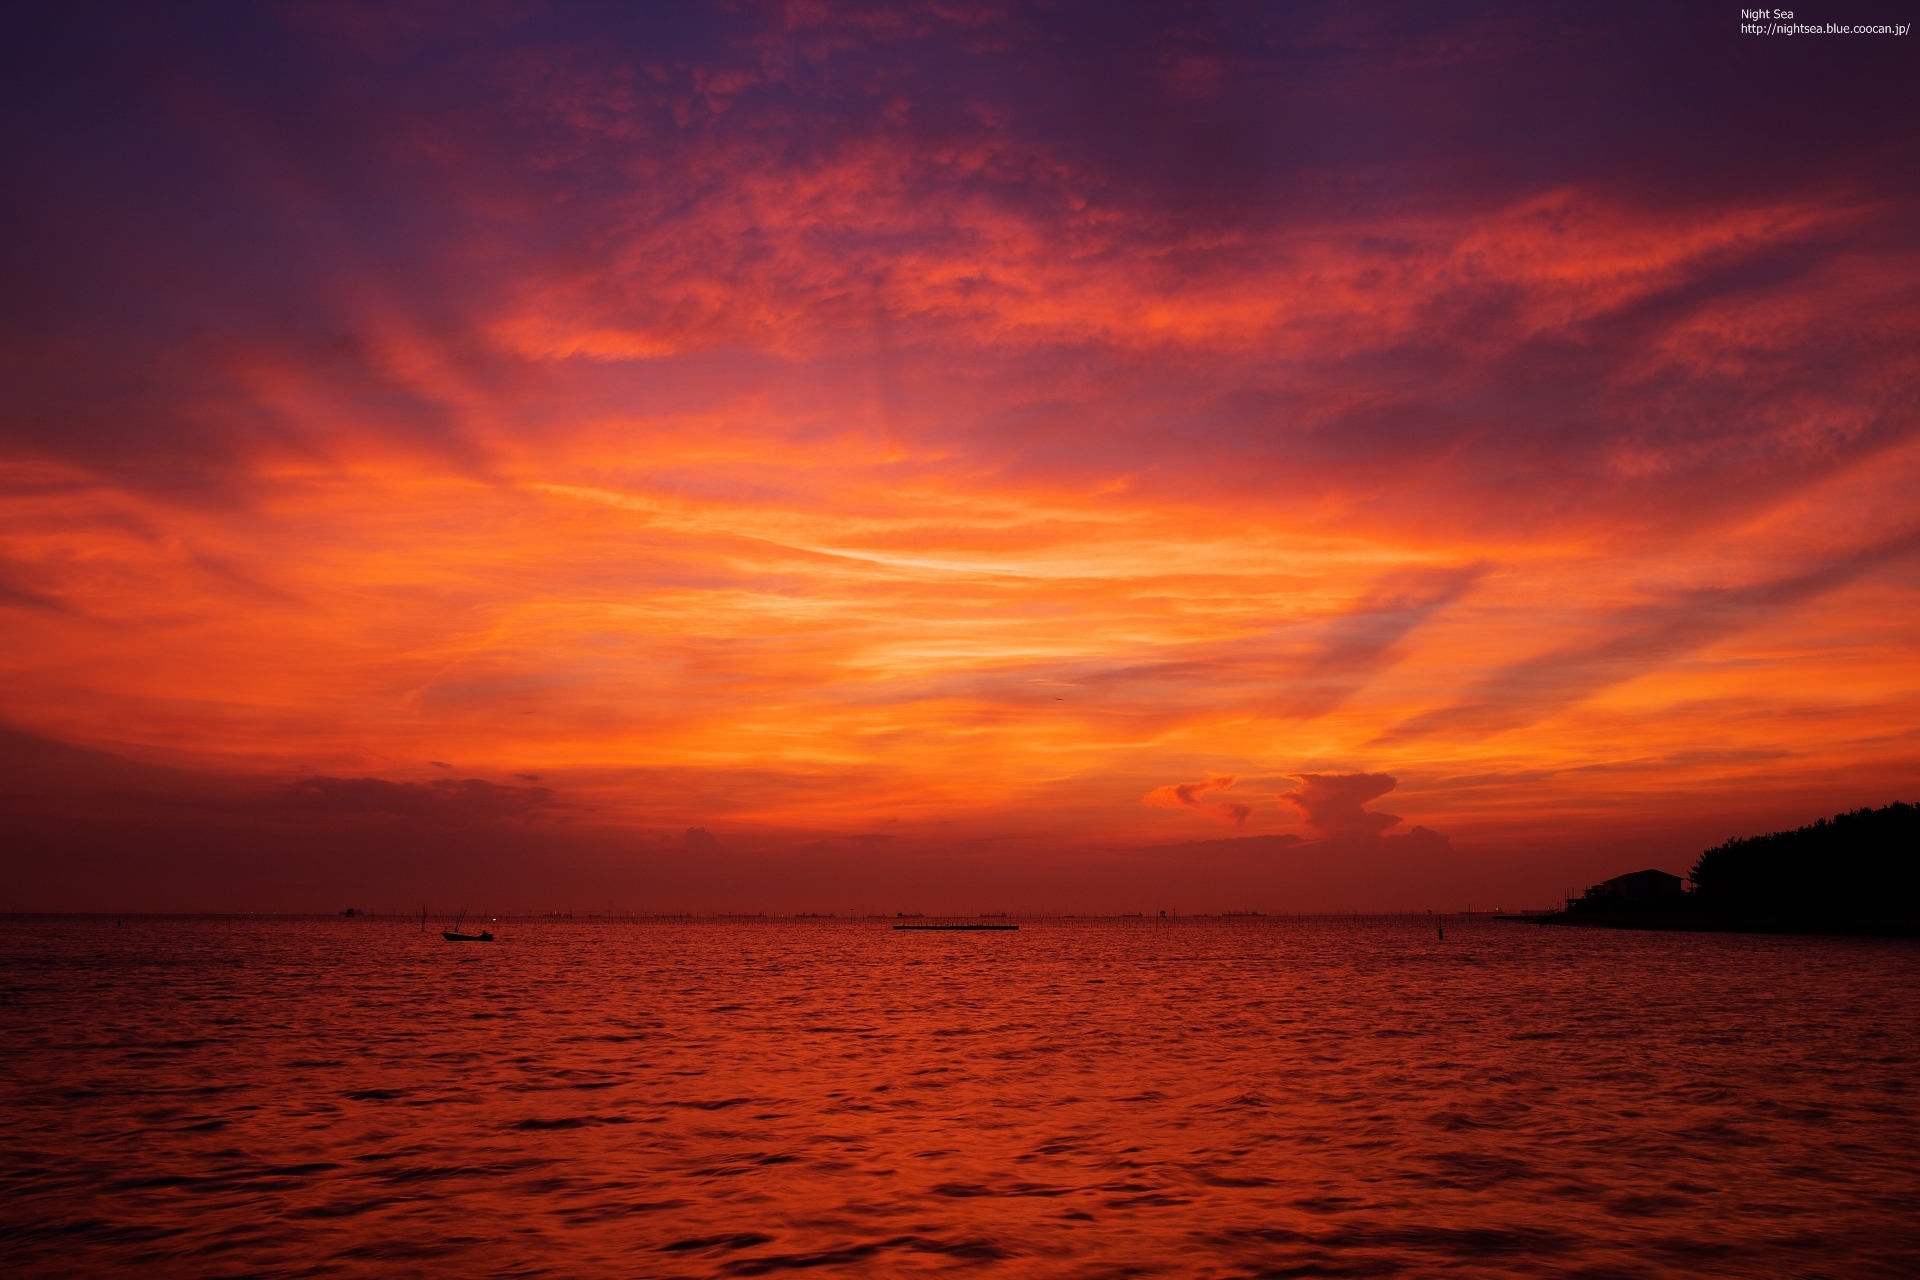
[3,915,1917,1277]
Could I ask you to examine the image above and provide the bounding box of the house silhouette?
[1571,868,1685,910]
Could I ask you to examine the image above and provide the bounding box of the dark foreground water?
[2,916,1916,1278]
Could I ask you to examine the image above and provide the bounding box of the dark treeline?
[1687,801,1918,933]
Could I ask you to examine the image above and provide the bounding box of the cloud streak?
[1378,527,1920,745]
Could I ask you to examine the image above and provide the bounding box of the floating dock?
[892,924,1019,931]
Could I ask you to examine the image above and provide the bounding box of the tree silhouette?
[1689,801,1918,931]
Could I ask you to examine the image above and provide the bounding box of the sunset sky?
[2,3,1916,911]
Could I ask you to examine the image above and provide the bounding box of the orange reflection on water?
[3,916,1916,1275]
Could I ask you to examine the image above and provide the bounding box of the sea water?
[2,915,1915,1277]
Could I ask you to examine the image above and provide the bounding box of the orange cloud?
[1145,775,1251,827]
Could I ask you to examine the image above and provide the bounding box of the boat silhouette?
[441,908,493,942]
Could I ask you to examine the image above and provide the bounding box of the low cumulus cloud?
[1280,773,1402,838]
[1144,775,1251,827]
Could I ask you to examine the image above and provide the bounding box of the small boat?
[441,909,494,942]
